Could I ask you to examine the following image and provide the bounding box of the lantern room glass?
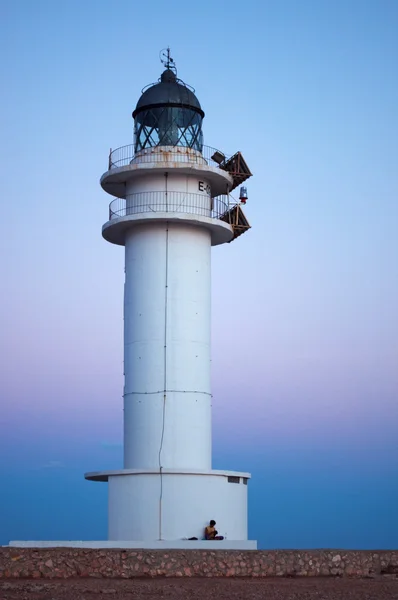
[134,106,204,153]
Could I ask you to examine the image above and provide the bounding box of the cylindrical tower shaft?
[123,222,212,470]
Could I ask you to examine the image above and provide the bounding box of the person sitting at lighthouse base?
[204,520,224,540]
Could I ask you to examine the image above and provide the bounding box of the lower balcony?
[108,191,229,221]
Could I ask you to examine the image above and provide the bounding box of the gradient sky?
[1,0,397,549]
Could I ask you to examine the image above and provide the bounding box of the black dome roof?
[132,69,204,118]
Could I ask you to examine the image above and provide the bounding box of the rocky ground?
[1,577,398,600]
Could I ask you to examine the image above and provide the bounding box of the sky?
[0,0,397,549]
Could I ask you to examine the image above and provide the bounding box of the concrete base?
[9,540,257,550]
[85,469,251,543]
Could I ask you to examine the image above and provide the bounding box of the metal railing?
[108,191,230,221]
[107,144,228,170]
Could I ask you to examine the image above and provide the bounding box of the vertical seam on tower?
[158,172,169,540]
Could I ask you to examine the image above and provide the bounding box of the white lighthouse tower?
[85,50,255,549]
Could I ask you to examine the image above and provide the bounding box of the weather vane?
[160,47,177,74]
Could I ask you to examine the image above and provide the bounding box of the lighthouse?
[85,50,255,549]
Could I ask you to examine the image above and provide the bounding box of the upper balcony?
[101,144,253,198]
[108,144,223,170]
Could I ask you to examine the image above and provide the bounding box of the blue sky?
[0,0,397,549]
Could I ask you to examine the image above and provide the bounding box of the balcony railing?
[107,144,229,170]
[108,191,230,221]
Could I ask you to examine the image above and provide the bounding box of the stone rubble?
[0,549,397,579]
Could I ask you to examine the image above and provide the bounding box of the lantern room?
[132,66,204,153]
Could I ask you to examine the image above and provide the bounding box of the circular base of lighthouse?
[102,211,233,246]
[85,469,250,542]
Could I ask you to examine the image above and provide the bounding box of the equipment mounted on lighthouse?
[239,186,248,204]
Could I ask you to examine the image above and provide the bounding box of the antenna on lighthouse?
[160,47,177,74]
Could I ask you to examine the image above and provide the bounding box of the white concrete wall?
[126,171,212,196]
[108,473,248,541]
[125,172,212,217]
[123,222,212,471]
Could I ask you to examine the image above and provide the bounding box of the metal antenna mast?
[160,47,177,74]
